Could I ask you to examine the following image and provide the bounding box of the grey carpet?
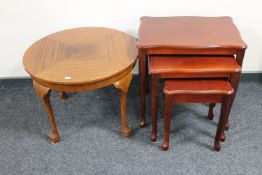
[0,78,262,175]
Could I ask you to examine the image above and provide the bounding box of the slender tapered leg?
[208,103,227,141]
[219,74,239,142]
[139,49,147,128]
[220,121,230,142]
[162,94,173,151]
[221,72,240,135]
[214,95,231,151]
[145,55,149,94]
[113,72,132,137]
[58,92,66,99]
[225,73,241,129]
[208,103,216,120]
[33,81,60,143]
[223,50,245,131]
[208,103,226,138]
[150,74,159,142]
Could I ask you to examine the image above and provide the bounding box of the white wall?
[0,0,262,78]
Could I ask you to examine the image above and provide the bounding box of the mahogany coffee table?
[23,27,137,143]
[137,16,247,128]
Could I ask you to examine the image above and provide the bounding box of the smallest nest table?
[23,27,138,143]
[162,79,234,151]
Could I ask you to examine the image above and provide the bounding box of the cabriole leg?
[162,94,173,151]
[208,103,216,120]
[33,81,60,143]
[214,95,230,151]
[113,72,132,137]
[139,49,146,128]
[150,74,159,142]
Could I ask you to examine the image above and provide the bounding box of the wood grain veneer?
[23,27,138,142]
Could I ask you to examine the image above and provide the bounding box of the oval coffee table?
[23,27,138,143]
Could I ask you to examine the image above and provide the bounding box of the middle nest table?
[23,27,138,143]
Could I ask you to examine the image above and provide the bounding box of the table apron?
[146,48,239,55]
[159,72,231,79]
[31,65,134,92]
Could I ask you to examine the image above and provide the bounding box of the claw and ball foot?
[49,134,61,144]
[113,72,133,137]
[33,81,61,143]
[121,127,132,137]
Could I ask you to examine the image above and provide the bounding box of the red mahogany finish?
[137,16,247,128]
[161,79,234,151]
[138,16,246,49]
[149,55,240,142]
[150,56,241,75]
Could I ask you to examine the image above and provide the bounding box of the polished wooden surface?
[138,16,246,49]
[161,79,234,151]
[150,56,241,74]
[24,27,137,86]
[137,16,247,128]
[164,79,234,95]
[23,28,138,142]
[149,55,240,142]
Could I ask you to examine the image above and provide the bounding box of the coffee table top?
[137,16,247,49]
[23,27,137,85]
